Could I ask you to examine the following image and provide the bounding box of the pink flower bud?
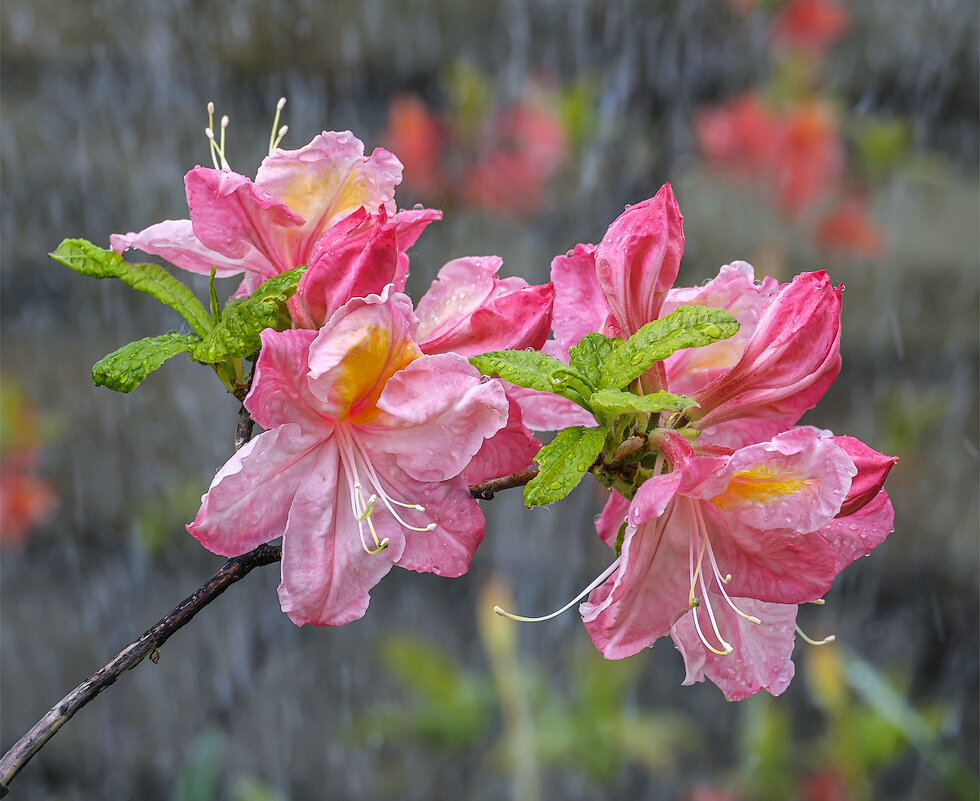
[832,436,898,517]
[595,183,684,337]
[690,270,843,433]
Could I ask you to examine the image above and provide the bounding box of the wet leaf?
[91,332,200,393]
[524,425,607,507]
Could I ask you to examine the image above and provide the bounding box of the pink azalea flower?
[111,132,408,296]
[414,255,555,483]
[187,289,508,626]
[585,427,895,699]
[581,428,859,698]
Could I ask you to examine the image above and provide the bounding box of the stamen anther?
[795,624,835,646]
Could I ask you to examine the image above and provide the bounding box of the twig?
[469,469,539,500]
[0,469,536,794]
[0,543,282,796]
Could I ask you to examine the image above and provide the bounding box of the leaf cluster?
[51,240,305,394]
[471,306,738,507]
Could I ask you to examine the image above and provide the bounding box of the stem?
[0,469,537,794]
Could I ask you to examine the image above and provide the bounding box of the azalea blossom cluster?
[108,103,895,700]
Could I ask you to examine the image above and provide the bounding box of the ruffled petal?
[306,290,421,423]
[244,329,326,432]
[185,166,305,277]
[187,425,326,556]
[367,352,509,482]
[277,445,394,626]
[595,490,631,548]
[581,502,692,660]
[818,489,894,571]
[463,390,541,485]
[691,271,842,431]
[662,261,779,395]
[110,219,250,278]
[255,131,402,256]
[507,384,596,431]
[671,596,798,700]
[706,428,855,534]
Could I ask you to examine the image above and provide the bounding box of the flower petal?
[671,596,798,700]
[368,352,509,482]
[186,424,326,556]
[255,131,402,256]
[662,261,779,395]
[185,166,305,278]
[818,489,894,571]
[581,503,692,660]
[691,271,842,432]
[306,290,421,423]
[463,391,541,485]
[244,328,325,432]
[549,243,610,359]
[831,436,898,517]
[277,446,394,627]
[110,219,250,278]
[595,184,684,336]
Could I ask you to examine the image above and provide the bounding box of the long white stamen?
[349,435,436,532]
[694,503,762,625]
[699,569,734,653]
[269,97,287,155]
[796,624,836,646]
[494,557,622,623]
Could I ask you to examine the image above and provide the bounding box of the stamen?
[810,598,826,605]
[268,97,287,155]
[204,104,232,171]
[349,435,435,532]
[353,484,389,554]
[691,601,733,656]
[695,504,761,625]
[494,557,622,623]
[698,569,734,653]
[795,624,836,646]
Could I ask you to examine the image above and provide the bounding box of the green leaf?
[589,388,693,420]
[50,239,212,337]
[192,267,304,364]
[568,332,616,389]
[91,332,200,393]
[470,350,593,408]
[524,425,607,507]
[599,305,738,390]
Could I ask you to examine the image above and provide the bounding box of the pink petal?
[290,208,399,329]
[367,352,509,482]
[255,131,403,258]
[361,454,486,577]
[463,391,541,484]
[306,290,422,422]
[507,383,595,432]
[185,166,305,278]
[595,490,631,548]
[277,445,395,626]
[581,503,693,660]
[691,271,842,432]
[671,596,798,700]
[244,329,325,432]
[414,256,501,344]
[594,184,684,336]
[831,436,898,517]
[110,219,251,278]
[187,425,327,557]
[818,489,894,571]
[706,428,855,534]
[549,243,610,359]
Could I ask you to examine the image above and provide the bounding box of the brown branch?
[0,543,282,796]
[0,469,537,795]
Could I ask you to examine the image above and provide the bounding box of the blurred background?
[1,1,977,799]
